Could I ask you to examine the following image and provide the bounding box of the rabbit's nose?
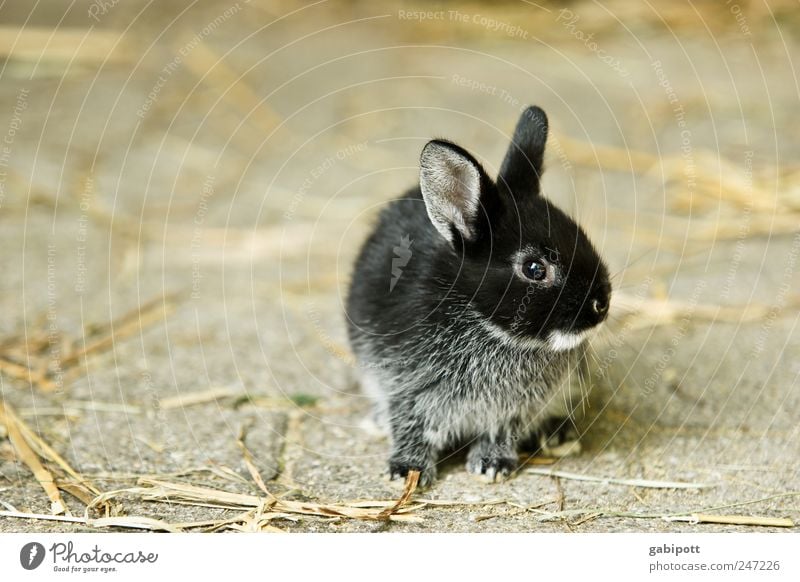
[591,297,608,317]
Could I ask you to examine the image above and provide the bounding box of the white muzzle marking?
[547,330,587,352]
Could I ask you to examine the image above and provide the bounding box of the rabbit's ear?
[420,140,489,245]
[497,106,548,196]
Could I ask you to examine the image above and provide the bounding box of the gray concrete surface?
[0,0,798,533]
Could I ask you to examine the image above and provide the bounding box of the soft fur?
[346,106,610,486]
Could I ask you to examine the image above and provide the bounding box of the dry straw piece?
[0,401,107,517]
[87,471,424,532]
[527,467,713,490]
[664,514,794,528]
[0,402,66,515]
[0,26,130,63]
[0,293,179,393]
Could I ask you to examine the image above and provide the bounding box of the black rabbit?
[346,106,610,486]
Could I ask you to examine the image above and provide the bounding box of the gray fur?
[351,301,584,486]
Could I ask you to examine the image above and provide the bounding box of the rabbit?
[345,106,610,486]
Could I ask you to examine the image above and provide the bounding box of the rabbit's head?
[419,106,610,351]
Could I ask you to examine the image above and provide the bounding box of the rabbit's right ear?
[420,140,489,245]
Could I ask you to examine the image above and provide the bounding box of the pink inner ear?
[420,142,482,244]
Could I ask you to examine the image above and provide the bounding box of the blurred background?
[0,0,798,532]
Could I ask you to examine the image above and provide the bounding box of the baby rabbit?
[346,106,610,486]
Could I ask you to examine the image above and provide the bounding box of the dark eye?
[523,260,547,281]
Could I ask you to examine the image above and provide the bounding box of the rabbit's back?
[345,187,442,347]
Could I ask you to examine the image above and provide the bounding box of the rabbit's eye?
[515,255,556,286]
[523,260,547,281]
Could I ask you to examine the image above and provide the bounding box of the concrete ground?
[0,0,798,533]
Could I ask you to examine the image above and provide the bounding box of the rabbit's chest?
[416,342,570,444]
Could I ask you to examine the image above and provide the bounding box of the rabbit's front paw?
[387,459,437,488]
[466,438,517,483]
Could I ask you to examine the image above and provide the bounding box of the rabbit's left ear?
[419,140,490,245]
[497,106,548,196]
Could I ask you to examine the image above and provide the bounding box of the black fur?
[345,106,610,486]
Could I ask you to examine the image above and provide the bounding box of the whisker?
[609,247,657,281]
